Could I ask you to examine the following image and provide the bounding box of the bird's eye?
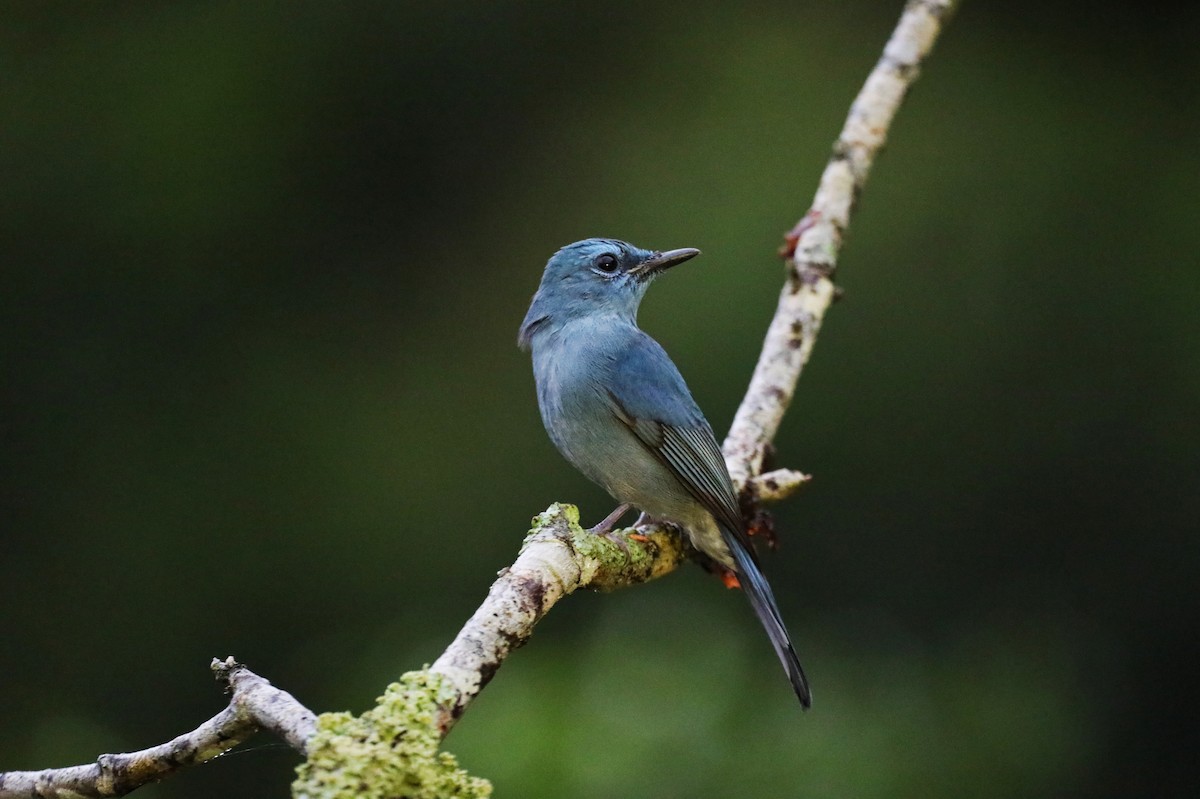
[594,253,619,273]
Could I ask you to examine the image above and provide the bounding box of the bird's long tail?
[726,532,812,709]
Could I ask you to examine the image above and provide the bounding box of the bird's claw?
[586,503,631,536]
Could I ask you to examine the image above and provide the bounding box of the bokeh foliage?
[2,2,1197,797]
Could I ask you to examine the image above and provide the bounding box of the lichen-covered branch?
[0,3,957,797]
[0,508,683,799]
[426,503,688,734]
[291,503,687,799]
[722,0,958,489]
[293,671,491,799]
[0,660,315,799]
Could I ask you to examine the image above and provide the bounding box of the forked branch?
[0,660,315,799]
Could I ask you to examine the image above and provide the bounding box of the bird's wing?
[602,332,747,537]
[606,331,812,708]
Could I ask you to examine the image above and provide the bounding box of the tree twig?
[0,659,316,799]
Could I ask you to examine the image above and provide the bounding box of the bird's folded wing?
[600,335,747,538]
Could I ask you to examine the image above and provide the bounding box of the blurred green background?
[3,1,1197,797]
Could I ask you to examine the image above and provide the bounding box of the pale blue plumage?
[520,237,812,708]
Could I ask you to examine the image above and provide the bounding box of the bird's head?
[518,237,700,350]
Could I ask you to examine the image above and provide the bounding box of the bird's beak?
[629,247,702,279]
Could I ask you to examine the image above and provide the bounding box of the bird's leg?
[632,511,656,527]
[587,503,632,536]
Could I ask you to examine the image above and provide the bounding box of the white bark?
[723,0,957,488]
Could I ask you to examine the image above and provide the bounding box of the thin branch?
[0,660,316,799]
[216,658,318,753]
[748,468,813,503]
[723,0,958,488]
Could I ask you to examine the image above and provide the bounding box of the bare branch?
[723,0,958,488]
[0,660,316,799]
[748,468,813,503]
[215,657,318,753]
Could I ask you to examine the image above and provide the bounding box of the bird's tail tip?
[727,536,813,711]
[789,649,813,710]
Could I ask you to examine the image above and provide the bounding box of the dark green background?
[3,2,1197,797]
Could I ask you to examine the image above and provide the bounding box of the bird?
[518,237,811,708]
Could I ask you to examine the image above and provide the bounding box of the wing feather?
[600,331,746,539]
[601,331,812,707]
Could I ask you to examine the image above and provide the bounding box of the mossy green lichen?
[529,502,580,532]
[292,670,491,799]
[527,502,684,590]
[528,503,626,579]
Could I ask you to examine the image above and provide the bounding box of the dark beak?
[629,247,701,279]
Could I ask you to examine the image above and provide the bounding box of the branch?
[0,3,957,797]
[291,504,687,798]
[427,503,689,734]
[723,0,957,487]
[0,659,316,799]
[748,468,813,503]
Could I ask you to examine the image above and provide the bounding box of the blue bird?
[519,237,811,708]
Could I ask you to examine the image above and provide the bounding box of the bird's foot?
[719,568,741,590]
[632,511,657,528]
[626,511,666,543]
[586,503,632,536]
